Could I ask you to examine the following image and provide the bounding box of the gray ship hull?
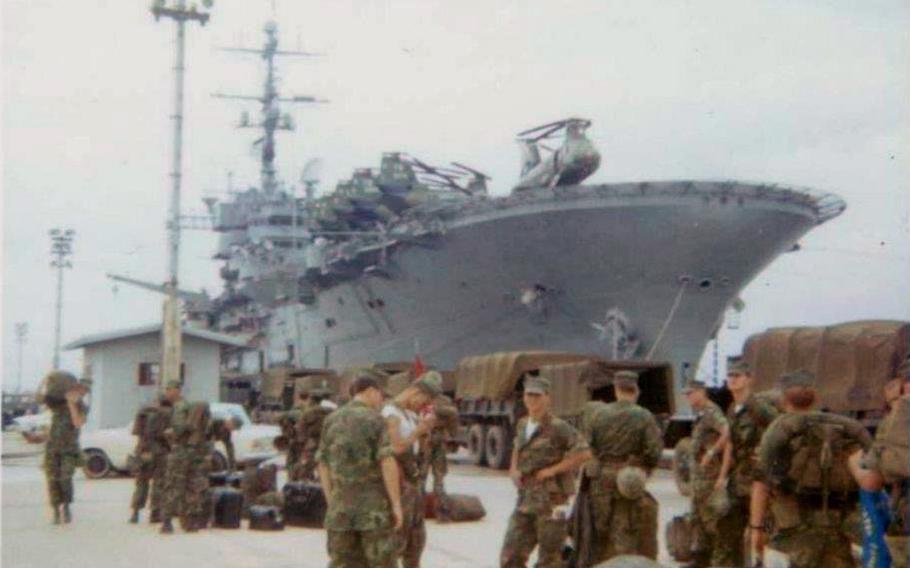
[264,181,843,411]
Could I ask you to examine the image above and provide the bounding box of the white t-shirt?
[382,403,419,454]
[525,419,539,441]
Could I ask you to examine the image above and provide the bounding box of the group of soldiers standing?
[35,358,909,568]
[681,360,910,568]
[128,380,238,534]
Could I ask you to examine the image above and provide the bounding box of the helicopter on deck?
[514,117,601,191]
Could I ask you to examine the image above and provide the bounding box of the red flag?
[412,355,426,378]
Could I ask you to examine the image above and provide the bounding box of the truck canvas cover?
[742,320,910,413]
[454,352,594,400]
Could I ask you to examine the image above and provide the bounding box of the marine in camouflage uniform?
[296,387,334,481]
[501,377,592,568]
[717,360,779,566]
[39,371,90,524]
[383,372,444,568]
[160,394,212,534]
[751,371,871,568]
[579,371,663,565]
[317,375,402,568]
[280,394,307,481]
[210,416,237,471]
[419,394,458,503]
[684,379,730,567]
[129,398,174,523]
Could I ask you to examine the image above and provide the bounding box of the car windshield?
[209,403,252,427]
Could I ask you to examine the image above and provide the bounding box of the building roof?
[64,324,250,350]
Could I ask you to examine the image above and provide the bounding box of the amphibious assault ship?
[191,22,846,410]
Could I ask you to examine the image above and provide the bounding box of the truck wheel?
[485,425,512,470]
[672,437,693,497]
[467,424,487,466]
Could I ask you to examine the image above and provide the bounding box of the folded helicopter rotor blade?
[451,162,491,179]
[517,119,568,137]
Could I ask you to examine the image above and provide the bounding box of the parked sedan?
[79,402,280,479]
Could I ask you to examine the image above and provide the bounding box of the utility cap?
[613,370,639,389]
[727,359,751,375]
[682,379,707,394]
[414,371,443,397]
[164,380,182,390]
[524,376,551,395]
[778,369,815,389]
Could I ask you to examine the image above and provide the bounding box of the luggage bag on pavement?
[212,487,244,529]
[248,505,284,531]
[434,493,485,522]
[282,482,326,528]
[666,514,695,562]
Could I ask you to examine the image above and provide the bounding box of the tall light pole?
[14,322,28,393]
[150,0,212,390]
[49,229,75,369]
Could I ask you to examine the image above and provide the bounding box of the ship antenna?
[213,21,328,194]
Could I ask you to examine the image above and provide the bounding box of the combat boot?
[129,509,140,524]
[62,504,72,523]
[160,518,174,534]
[52,506,61,525]
[149,509,162,523]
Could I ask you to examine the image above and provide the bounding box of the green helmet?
[615,466,647,500]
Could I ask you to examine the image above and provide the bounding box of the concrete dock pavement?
[2,434,689,567]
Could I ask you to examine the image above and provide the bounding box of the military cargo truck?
[453,351,675,469]
[740,319,910,426]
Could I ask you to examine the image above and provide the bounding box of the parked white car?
[11,411,51,435]
[79,402,280,479]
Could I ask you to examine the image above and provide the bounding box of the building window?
[138,362,185,386]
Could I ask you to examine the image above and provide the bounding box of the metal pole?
[151,1,210,391]
[54,263,64,369]
[49,229,73,370]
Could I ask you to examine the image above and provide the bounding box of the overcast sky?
[3,0,909,392]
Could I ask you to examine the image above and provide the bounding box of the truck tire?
[672,437,693,497]
[484,425,512,470]
[82,449,112,479]
[467,424,487,466]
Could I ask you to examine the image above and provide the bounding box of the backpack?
[186,402,211,445]
[780,413,869,500]
[132,406,165,445]
[875,395,910,484]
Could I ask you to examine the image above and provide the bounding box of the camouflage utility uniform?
[756,411,871,568]
[316,399,397,568]
[279,406,305,481]
[44,401,86,508]
[500,413,589,568]
[689,399,729,567]
[581,399,663,564]
[719,393,778,566]
[296,402,332,481]
[161,401,212,529]
[419,395,458,501]
[130,403,173,517]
